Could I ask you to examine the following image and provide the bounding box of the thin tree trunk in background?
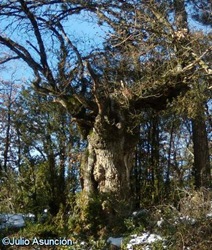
[48,151,58,216]
[3,104,11,171]
[3,85,13,172]
[151,114,162,202]
[192,108,211,188]
[166,122,174,186]
[133,126,143,209]
[59,146,66,205]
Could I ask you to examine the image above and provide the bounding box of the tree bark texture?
[77,109,139,233]
[81,115,138,200]
[192,112,211,188]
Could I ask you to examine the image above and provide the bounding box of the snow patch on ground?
[107,237,123,247]
[107,233,163,249]
[0,213,36,230]
[0,213,25,229]
[126,232,163,249]
[206,212,212,218]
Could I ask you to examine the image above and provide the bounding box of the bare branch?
[56,21,84,78]
[0,35,43,71]
[0,56,20,64]
[18,0,56,87]
[86,61,104,114]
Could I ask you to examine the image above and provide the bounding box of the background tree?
[0,79,19,172]
[0,79,21,212]
[13,87,80,216]
[172,0,211,188]
[0,85,80,221]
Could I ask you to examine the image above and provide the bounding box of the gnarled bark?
[78,113,138,232]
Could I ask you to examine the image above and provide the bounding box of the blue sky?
[0,10,109,86]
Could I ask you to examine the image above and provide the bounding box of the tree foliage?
[0,85,80,219]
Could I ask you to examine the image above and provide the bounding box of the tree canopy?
[0,1,210,118]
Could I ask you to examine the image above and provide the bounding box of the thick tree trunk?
[86,132,134,197]
[79,114,138,233]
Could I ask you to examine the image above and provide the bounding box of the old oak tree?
[0,0,211,232]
